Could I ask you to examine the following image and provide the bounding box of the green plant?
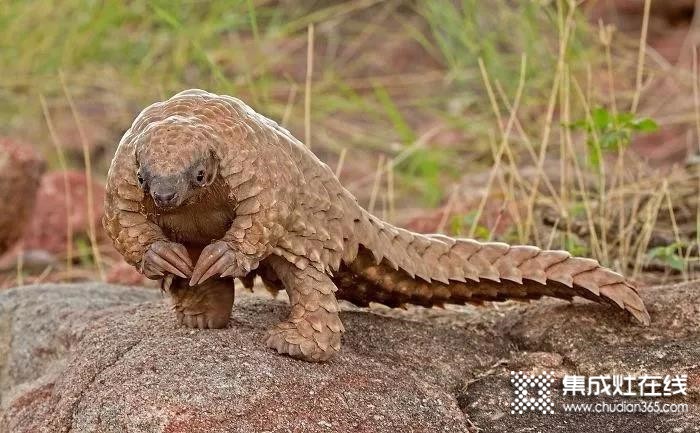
[563,233,589,257]
[450,211,491,240]
[396,148,455,206]
[569,107,658,169]
[647,242,686,272]
[2,0,693,284]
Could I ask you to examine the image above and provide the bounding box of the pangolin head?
[135,116,219,210]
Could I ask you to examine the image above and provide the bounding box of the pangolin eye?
[137,173,144,185]
[196,170,205,183]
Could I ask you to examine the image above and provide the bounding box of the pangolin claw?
[142,240,192,279]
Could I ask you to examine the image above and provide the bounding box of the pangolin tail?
[335,216,649,325]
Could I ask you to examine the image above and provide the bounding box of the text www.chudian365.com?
[562,401,689,414]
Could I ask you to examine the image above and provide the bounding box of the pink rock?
[586,0,696,21]
[585,0,696,64]
[105,261,147,286]
[22,170,105,255]
[0,138,45,254]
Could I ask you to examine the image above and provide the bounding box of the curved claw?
[199,253,236,284]
[151,241,193,276]
[141,260,164,278]
[142,241,193,279]
[145,249,187,278]
[220,263,239,278]
[190,242,236,286]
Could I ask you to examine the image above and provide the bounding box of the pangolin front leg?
[168,277,235,329]
[265,256,344,362]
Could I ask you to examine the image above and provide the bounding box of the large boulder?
[0,138,45,255]
[0,283,697,432]
[20,170,106,256]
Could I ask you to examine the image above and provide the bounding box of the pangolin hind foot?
[264,256,343,362]
[169,277,235,329]
[103,89,649,363]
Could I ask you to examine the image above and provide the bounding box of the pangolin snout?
[151,188,178,208]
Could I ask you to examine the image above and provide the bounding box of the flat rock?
[0,282,698,432]
[464,282,700,432]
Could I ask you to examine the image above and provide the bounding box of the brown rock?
[586,0,696,24]
[649,25,693,64]
[1,282,698,432]
[584,0,699,167]
[0,284,502,432]
[0,138,45,255]
[630,123,690,166]
[105,261,147,286]
[508,352,564,370]
[585,0,696,65]
[21,170,105,255]
[463,283,700,431]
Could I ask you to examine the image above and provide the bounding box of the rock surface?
[0,138,45,255]
[0,282,698,432]
[21,170,106,255]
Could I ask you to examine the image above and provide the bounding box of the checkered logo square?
[510,371,555,414]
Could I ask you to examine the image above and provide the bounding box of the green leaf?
[667,255,686,271]
[372,84,416,145]
[450,215,464,235]
[567,119,589,130]
[572,108,659,168]
[591,107,612,130]
[632,118,659,132]
[563,234,589,257]
[615,112,634,125]
[647,243,686,271]
[568,202,587,218]
[586,138,602,169]
[461,211,492,240]
[149,3,181,29]
[74,237,94,266]
[600,129,630,151]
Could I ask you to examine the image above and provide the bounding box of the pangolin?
[103,89,650,362]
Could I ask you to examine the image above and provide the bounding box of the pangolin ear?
[132,132,149,168]
[206,147,219,183]
[132,139,143,183]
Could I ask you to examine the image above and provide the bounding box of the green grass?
[1,0,697,283]
[0,0,597,174]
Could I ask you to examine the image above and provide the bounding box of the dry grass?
[1,0,698,286]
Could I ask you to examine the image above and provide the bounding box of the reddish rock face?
[0,283,698,432]
[0,138,45,254]
[105,261,147,286]
[586,0,696,29]
[21,170,105,256]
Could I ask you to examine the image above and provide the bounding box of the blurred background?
[1,0,699,288]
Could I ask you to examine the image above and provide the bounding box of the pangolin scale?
[104,89,649,362]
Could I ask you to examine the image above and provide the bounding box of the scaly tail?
[336,215,649,325]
